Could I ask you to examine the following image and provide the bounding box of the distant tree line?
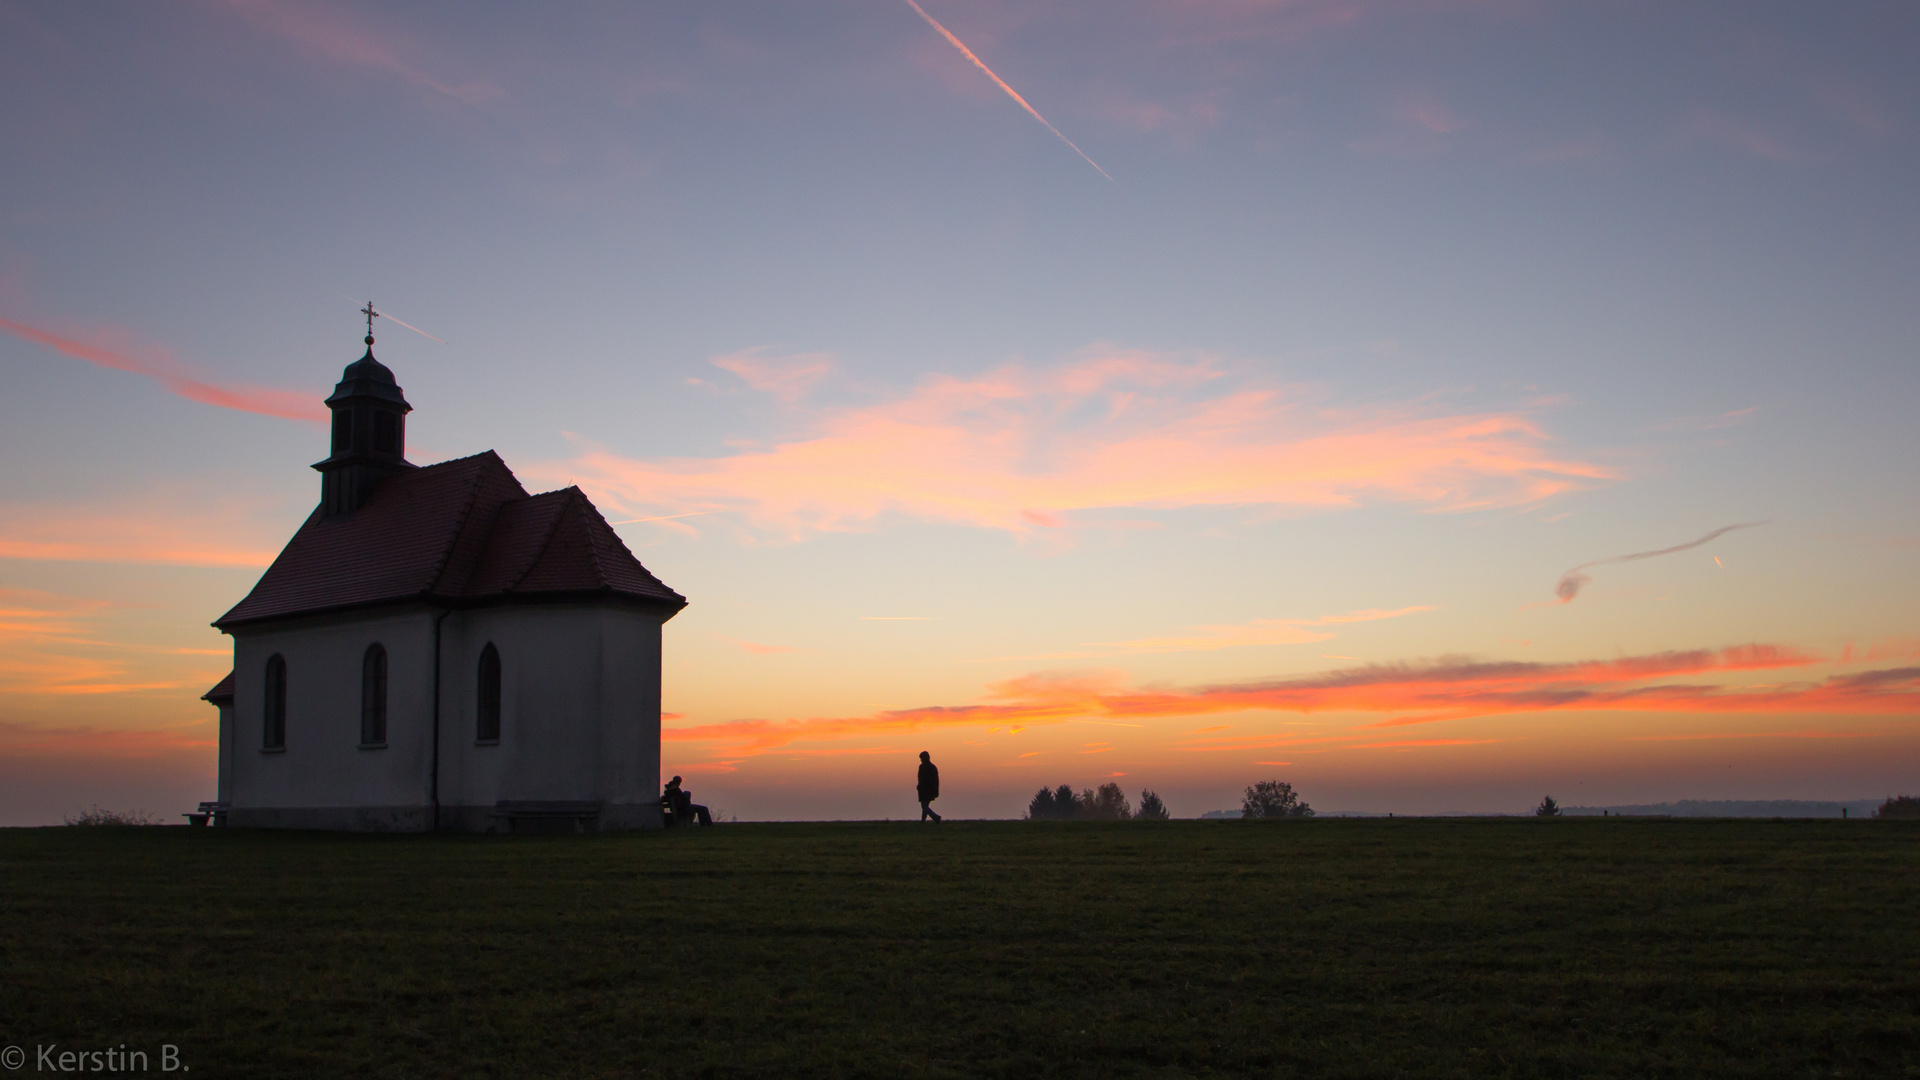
[1875,795,1919,820]
[1027,783,1170,821]
[1025,779,1316,820]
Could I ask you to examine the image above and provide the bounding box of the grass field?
[2,818,1916,1079]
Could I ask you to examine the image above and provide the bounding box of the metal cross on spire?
[360,301,379,340]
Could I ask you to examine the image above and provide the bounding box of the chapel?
[200,322,685,832]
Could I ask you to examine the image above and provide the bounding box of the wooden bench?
[184,801,228,827]
[490,800,603,834]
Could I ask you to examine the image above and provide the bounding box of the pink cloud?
[1680,109,1793,161]
[710,348,834,402]
[219,0,502,107]
[555,350,1610,541]
[716,634,802,655]
[0,316,322,422]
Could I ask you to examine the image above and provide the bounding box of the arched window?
[477,643,501,744]
[360,644,388,746]
[263,654,287,750]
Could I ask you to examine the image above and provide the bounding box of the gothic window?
[263,654,287,750]
[477,643,501,744]
[360,644,388,746]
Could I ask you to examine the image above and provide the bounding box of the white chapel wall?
[437,602,666,829]
[225,606,438,829]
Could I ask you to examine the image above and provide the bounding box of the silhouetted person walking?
[661,775,712,826]
[917,751,941,822]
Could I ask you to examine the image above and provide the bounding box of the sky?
[2,0,1917,824]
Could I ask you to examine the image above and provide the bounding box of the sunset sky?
[3,0,1917,823]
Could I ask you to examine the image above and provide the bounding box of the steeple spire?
[314,305,414,517]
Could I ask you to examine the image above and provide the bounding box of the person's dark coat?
[917,761,940,802]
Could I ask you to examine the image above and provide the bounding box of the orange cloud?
[0,316,321,422]
[0,497,282,567]
[556,351,1610,540]
[661,642,1920,761]
[0,719,214,758]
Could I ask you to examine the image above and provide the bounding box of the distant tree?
[1536,796,1562,817]
[1241,780,1313,819]
[1135,790,1170,820]
[1026,787,1061,820]
[1027,785,1084,820]
[1874,795,1920,820]
[1083,782,1132,820]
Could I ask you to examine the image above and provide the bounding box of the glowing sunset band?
[663,645,1920,756]
[565,353,1611,538]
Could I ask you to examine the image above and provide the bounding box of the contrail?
[374,306,445,344]
[900,0,1113,182]
[609,511,718,525]
[333,291,446,343]
[1554,522,1767,603]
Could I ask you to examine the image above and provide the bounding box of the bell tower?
[314,303,414,517]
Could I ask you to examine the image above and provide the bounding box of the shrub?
[65,806,164,827]
[1242,780,1313,819]
[1135,790,1170,820]
[1874,795,1920,820]
[1536,796,1561,817]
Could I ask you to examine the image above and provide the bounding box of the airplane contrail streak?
[609,511,718,525]
[333,291,446,343]
[1554,521,1767,603]
[900,0,1113,182]
[374,307,445,344]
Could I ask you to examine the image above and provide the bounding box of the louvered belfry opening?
[316,335,414,518]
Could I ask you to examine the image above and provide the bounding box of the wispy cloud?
[220,0,502,107]
[1680,108,1794,161]
[1649,407,1760,433]
[0,316,321,422]
[555,350,1610,542]
[900,0,1112,180]
[0,591,224,700]
[977,605,1434,661]
[711,348,834,402]
[716,634,802,655]
[1553,522,1765,604]
[0,718,215,757]
[0,497,283,567]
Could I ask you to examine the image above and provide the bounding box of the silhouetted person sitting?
[917,751,941,822]
[661,775,712,827]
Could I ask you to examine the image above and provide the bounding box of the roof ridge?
[509,487,581,592]
[572,487,617,589]
[580,491,663,589]
[422,454,498,597]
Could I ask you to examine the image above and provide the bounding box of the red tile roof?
[215,451,684,628]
